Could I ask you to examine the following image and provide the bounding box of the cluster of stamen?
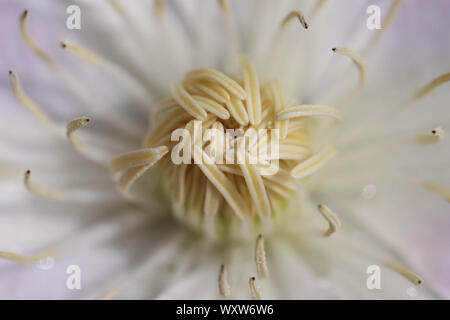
[109,57,341,235]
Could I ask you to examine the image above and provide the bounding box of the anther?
[66,117,90,150]
[385,261,423,286]
[281,10,309,29]
[60,40,100,65]
[249,276,262,300]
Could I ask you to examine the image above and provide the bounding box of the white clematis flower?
[0,0,449,299]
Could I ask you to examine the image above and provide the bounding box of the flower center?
[109,57,341,238]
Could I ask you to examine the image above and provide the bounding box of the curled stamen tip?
[281,10,309,29]
[66,117,90,151]
[9,70,18,85]
[24,169,31,182]
[23,169,62,199]
[60,42,67,49]
[66,117,90,135]
[331,46,366,86]
[21,10,28,18]
[432,126,444,139]
[317,203,341,237]
[416,126,444,144]
[249,276,262,300]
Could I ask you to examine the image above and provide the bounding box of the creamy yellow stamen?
[278,144,311,160]
[219,264,231,297]
[154,0,165,19]
[240,160,271,219]
[249,277,262,300]
[422,181,450,202]
[240,55,262,125]
[217,0,240,73]
[413,73,450,100]
[151,99,179,126]
[291,147,336,178]
[117,164,153,193]
[190,81,231,104]
[61,39,152,106]
[255,234,269,279]
[218,0,230,14]
[145,110,191,147]
[171,84,208,120]
[226,98,250,126]
[332,47,366,90]
[112,147,169,192]
[192,95,230,120]
[24,170,62,200]
[110,146,169,174]
[19,10,59,72]
[204,181,221,216]
[66,117,90,150]
[278,104,341,122]
[415,127,444,145]
[385,261,423,285]
[171,165,188,216]
[281,10,309,29]
[60,40,100,65]
[431,127,445,139]
[193,146,247,220]
[186,69,247,100]
[9,71,53,127]
[0,249,58,264]
[270,80,289,139]
[317,204,341,237]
